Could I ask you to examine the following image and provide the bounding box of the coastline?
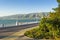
[0,23,38,29]
[0,21,39,28]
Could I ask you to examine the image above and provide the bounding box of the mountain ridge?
[0,12,49,20]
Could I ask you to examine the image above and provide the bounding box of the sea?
[0,19,40,27]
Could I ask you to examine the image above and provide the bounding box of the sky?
[0,0,58,17]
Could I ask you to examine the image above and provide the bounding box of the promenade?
[0,23,38,40]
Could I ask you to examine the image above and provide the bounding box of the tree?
[57,0,60,3]
[24,0,60,39]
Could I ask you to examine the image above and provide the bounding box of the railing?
[0,21,39,28]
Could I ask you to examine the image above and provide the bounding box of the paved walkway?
[0,26,55,40]
[0,26,38,40]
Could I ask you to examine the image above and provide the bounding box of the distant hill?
[0,12,49,20]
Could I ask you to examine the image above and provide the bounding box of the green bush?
[24,28,41,38]
[24,0,60,39]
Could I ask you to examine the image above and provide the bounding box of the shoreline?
[0,21,39,28]
[0,23,38,29]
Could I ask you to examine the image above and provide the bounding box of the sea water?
[0,19,40,27]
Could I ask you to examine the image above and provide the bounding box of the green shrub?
[24,0,60,39]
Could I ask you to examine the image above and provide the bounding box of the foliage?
[57,0,60,3]
[24,0,60,39]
